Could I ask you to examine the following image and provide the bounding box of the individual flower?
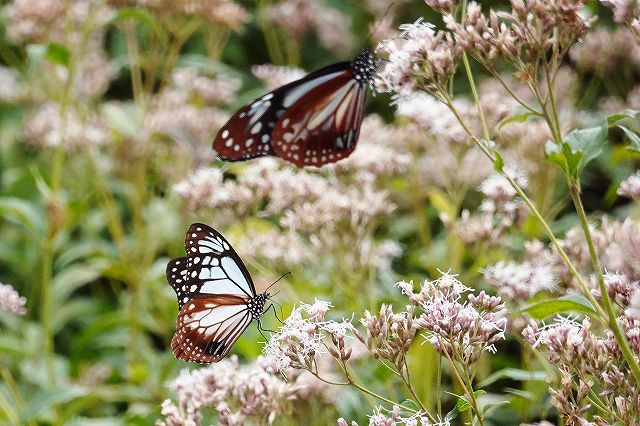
[0,283,27,315]
[424,0,459,13]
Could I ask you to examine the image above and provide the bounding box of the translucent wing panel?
[271,74,367,167]
[171,295,252,363]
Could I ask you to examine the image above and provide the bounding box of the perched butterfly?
[166,223,283,363]
[213,48,377,167]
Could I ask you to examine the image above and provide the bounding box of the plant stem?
[462,53,490,140]
[568,184,640,383]
[439,93,606,319]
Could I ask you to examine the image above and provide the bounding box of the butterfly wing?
[271,71,367,167]
[212,62,353,162]
[166,223,257,310]
[171,295,253,363]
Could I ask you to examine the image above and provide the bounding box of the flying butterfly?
[166,223,285,363]
[213,48,377,167]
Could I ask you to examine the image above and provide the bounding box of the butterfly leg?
[267,301,285,324]
[257,318,277,335]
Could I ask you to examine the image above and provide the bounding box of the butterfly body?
[166,223,273,363]
[213,48,376,167]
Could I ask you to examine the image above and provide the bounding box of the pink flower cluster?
[0,282,27,316]
[397,272,507,365]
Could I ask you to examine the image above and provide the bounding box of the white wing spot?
[225,138,234,147]
[222,130,229,138]
[251,123,262,134]
[246,138,254,147]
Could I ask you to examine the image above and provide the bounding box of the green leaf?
[619,125,640,155]
[445,390,486,421]
[497,112,537,131]
[0,197,46,236]
[607,109,639,126]
[545,123,607,179]
[45,43,70,67]
[493,150,505,173]
[21,387,85,423]
[112,8,164,35]
[477,368,547,388]
[519,295,597,319]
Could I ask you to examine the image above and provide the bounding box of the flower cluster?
[376,19,460,97]
[601,0,640,23]
[174,116,406,273]
[524,316,640,424]
[618,170,640,200]
[359,305,418,369]
[128,0,249,29]
[157,355,325,426]
[266,0,354,53]
[483,260,556,302]
[339,405,450,426]
[145,68,239,155]
[442,167,529,246]
[397,272,507,365]
[0,283,27,316]
[263,300,355,373]
[570,27,640,77]
[23,102,108,151]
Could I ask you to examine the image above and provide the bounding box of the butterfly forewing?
[182,223,257,300]
[271,71,367,167]
[171,295,253,363]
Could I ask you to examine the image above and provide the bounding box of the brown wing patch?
[171,294,252,363]
[271,73,367,167]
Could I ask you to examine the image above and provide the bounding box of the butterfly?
[213,48,377,167]
[166,223,282,363]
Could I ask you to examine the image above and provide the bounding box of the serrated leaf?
[607,109,639,126]
[45,43,70,67]
[477,368,547,388]
[519,295,597,319]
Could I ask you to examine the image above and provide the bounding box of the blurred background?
[0,0,639,424]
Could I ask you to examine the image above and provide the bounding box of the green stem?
[440,92,606,319]
[568,184,640,383]
[401,360,436,422]
[462,52,490,140]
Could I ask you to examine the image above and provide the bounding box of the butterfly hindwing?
[171,295,253,363]
[271,71,367,167]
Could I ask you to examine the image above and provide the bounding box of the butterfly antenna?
[368,2,397,44]
[265,271,291,292]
